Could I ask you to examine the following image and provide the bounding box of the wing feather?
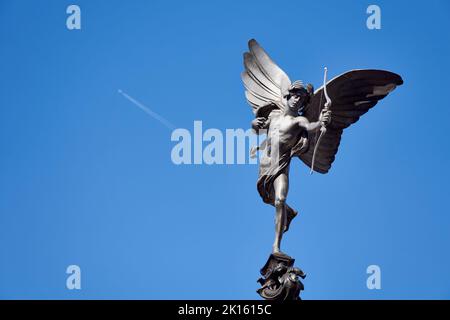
[241,70,280,102]
[248,39,291,93]
[243,53,280,97]
[300,69,403,173]
[241,39,291,115]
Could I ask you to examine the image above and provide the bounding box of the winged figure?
[241,39,403,256]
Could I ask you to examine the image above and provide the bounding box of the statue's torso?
[267,113,308,155]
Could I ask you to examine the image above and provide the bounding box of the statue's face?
[287,92,307,113]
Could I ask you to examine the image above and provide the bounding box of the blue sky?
[1,0,449,299]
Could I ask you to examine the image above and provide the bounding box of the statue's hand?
[319,109,332,127]
[252,117,267,130]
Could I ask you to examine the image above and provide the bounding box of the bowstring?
[314,89,324,150]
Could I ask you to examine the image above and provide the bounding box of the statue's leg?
[268,203,297,233]
[284,204,298,233]
[272,173,289,254]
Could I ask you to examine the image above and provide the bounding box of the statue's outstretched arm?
[300,120,321,132]
[297,110,331,132]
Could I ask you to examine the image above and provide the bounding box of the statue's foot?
[272,248,289,258]
[284,208,298,233]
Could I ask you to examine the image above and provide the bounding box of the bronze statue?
[241,39,403,299]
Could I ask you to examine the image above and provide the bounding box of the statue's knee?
[275,197,286,207]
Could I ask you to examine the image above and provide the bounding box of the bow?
[310,67,332,174]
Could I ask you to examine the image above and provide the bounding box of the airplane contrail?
[118,89,176,130]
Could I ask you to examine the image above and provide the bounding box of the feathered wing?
[299,69,403,173]
[241,39,291,117]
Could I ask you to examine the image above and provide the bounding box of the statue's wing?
[299,69,403,173]
[241,39,291,117]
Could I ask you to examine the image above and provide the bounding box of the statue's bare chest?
[269,115,302,139]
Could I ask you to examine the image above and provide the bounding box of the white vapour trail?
[118,89,176,130]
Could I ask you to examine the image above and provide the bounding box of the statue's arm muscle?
[297,117,321,132]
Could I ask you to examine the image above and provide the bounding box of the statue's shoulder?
[294,115,310,124]
[268,108,282,120]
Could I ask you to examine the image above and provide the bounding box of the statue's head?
[283,80,314,114]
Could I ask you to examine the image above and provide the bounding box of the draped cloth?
[256,131,309,205]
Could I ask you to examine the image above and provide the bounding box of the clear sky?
[1,0,449,299]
